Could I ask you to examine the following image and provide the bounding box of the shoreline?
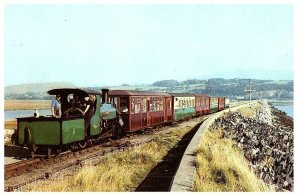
[267,100,293,106]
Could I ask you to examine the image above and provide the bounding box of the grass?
[5,120,17,129]
[237,102,261,118]
[22,126,192,191]
[5,100,51,110]
[194,123,275,191]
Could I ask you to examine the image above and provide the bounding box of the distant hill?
[5,82,77,94]
[150,78,293,100]
[153,79,179,87]
[5,82,77,100]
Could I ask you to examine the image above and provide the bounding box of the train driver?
[51,94,62,118]
[83,95,94,136]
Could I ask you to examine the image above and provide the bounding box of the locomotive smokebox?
[101,88,109,103]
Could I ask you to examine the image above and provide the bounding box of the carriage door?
[146,97,151,126]
[164,97,172,122]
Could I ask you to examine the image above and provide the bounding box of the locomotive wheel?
[56,149,62,155]
[87,139,93,146]
[78,141,87,149]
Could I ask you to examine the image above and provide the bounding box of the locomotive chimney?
[101,88,109,103]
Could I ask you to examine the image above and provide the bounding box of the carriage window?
[160,98,164,111]
[135,97,141,113]
[153,99,157,111]
[156,98,160,111]
[114,97,118,108]
[131,97,135,114]
[149,97,163,112]
[142,98,147,113]
[150,97,154,112]
[120,97,129,113]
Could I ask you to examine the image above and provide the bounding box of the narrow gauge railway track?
[5,159,41,179]
[4,133,152,192]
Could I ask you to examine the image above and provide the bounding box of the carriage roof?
[108,90,171,97]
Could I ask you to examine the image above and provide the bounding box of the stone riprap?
[209,103,293,191]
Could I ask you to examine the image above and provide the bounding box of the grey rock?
[209,102,294,191]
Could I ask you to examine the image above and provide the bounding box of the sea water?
[5,109,51,120]
[273,105,293,118]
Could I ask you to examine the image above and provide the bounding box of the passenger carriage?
[108,90,173,132]
[218,97,226,111]
[194,94,210,116]
[169,93,196,121]
[209,97,219,113]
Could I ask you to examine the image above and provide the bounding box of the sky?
[4,4,293,87]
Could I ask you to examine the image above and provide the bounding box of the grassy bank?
[238,102,261,118]
[194,130,274,192]
[194,103,275,192]
[5,100,51,110]
[22,123,197,191]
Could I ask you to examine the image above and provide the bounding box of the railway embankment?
[172,101,293,192]
[205,102,293,191]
